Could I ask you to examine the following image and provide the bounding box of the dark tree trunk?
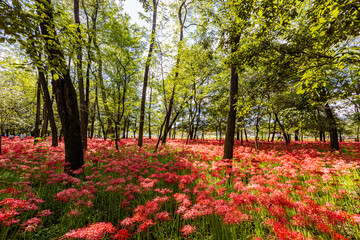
[126,119,130,138]
[215,126,218,141]
[219,124,222,143]
[41,106,49,138]
[236,125,240,140]
[244,128,248,142]
[138,0,158,148]
[122,118,126,139]
[294,129,299,141]
[339,130,342,142]
[268,113,271,142]
[74,0,87,149]
[89,105,95,139]
[34,80,41,144]
[59,128,63,142]
[148,83,152,139]
[115,122,119,150]
[38,67,58,146]
[155,117,166,151]
[162,85,176,145]
[254,114,260,151]
[37,0,83,171]
[223,32,240,160]
[275,113,290,144]
[324,103,339,150]
[271,119,276,142]
[194,105,201,140]
[240,129,243,146]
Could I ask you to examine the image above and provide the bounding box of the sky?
[122,0,147,28]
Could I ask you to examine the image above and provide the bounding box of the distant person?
[9,134,14,139]
[20,133,26,140]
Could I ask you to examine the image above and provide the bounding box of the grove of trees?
[0,0,359,170]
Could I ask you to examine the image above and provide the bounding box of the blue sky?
[123,0,147,27]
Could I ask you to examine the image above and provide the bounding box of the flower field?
[1,137,360,239]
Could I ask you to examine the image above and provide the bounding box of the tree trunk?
[138,0,158,148]
[34,80,41,144]
[215,126,218,141]
[268,113,271,142]
[244,128,248,142]
[148,83,152,139]
[122,118,126,139]
[324,103,339,150]
[240,129,243,146]
[223,31,240,160]
[162,85,176,145]
[74,0,87,149]
[38,0,83,171]
[38,67,58,146]
[0,127,2,154]
[274,113,290,144]
[294,129,299,141]
[41,106,48,138]
[254,114,260,151]
[271,119,276,142]
[161,1,189,146]
[59,128,63,142]
[339,130,342,142]
[126,119,130,138]
[236,124,240,141]
[115,122,119,150]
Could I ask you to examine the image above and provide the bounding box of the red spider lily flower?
[180,224,196,236]
[111,229,130,240]
[61,222,116,239]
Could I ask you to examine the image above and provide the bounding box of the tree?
[138,0,159,148]
[37,0,84,171]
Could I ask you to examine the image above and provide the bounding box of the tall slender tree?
[138,0,159,148]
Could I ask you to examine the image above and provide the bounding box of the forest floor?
[0,137,360,240]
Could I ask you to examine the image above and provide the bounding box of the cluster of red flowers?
[1,137,359,239]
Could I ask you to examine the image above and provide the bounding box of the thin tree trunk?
[244,128,248,142]
[236,124,240,141]
[223,31,240,160]
[59,128,63,142]
[115,122,119,150]
[271,119,276,142]
[324,103,339,150]
[240,129,243,146]
[74,0,87,149]
[34,80,41,144]
[126,119,130,138]
[122,118,126,139]
[38,0,83,171]
[0,127,2,154]
[138,0,158,148]
[38,67,58,146]
[148,83,152,139]
[161,1,189,146]
[268,113,271,142]
[275,112,290,144]
[254,113,260,151]
[215,126,218,141]
[41,106,48,138]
